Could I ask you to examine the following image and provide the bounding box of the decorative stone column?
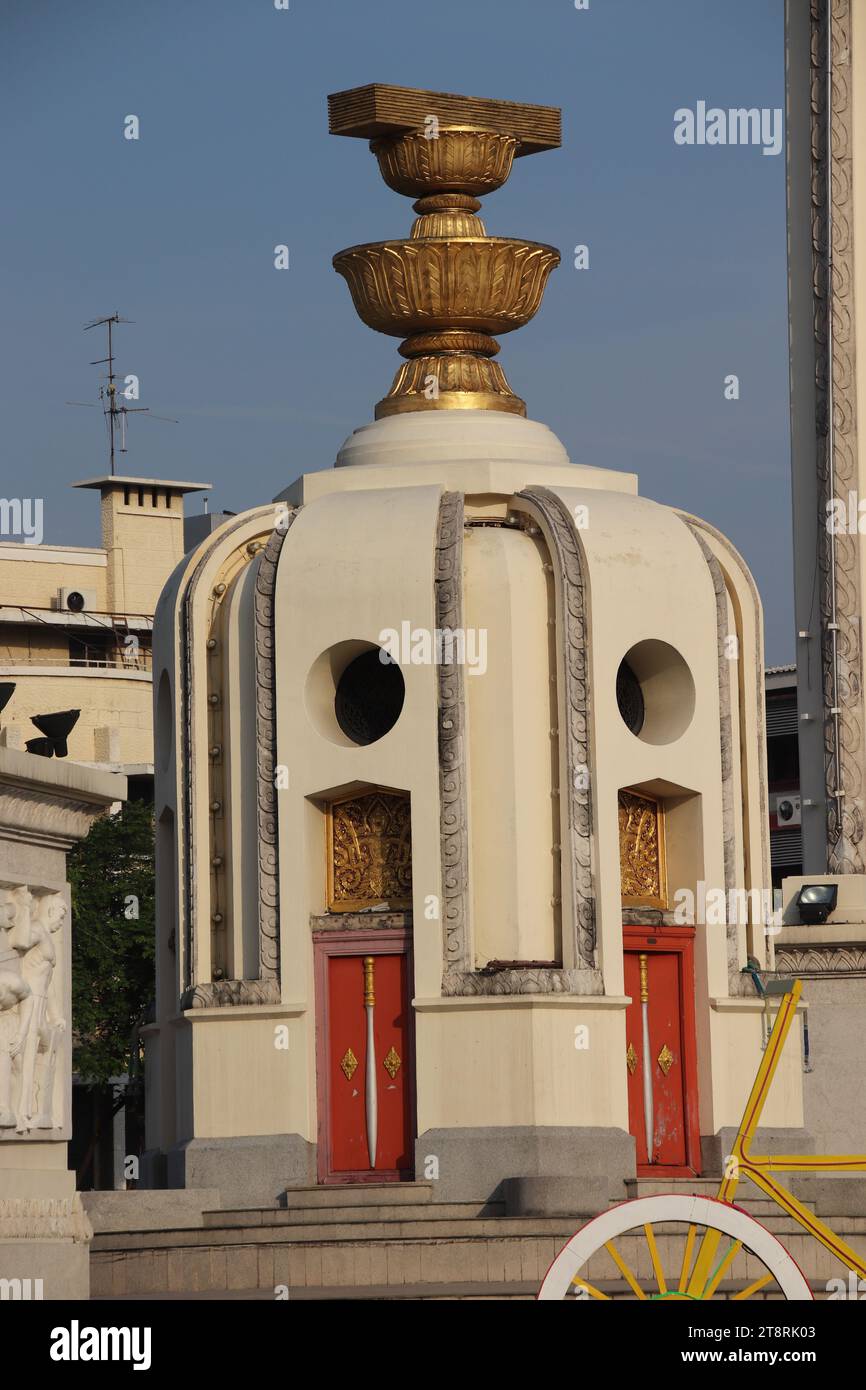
[0,746,126,1299]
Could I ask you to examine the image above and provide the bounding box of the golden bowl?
[371,128,518,199]
[333,236,560,339]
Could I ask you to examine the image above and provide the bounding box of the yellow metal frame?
[685,978,866,1296]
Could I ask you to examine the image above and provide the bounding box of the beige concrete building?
[0,475,209,791]
[144,85,804,1212]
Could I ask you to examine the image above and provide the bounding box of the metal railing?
[0,650,153,672]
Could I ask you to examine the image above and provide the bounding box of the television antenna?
[66,313,178,474]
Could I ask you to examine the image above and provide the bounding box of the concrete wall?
[800,975,866,1153]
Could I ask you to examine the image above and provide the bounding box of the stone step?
[206,1200,504,1228]
[93,1204,866,1251]
[92,1208,866,1252]
[623,1178,817,1218]
[277,1182,434,1209]
[95,1215,592,1250]
[92,1232,563,1296]
[91,1219,851,1298]
[96,1282,540,1302]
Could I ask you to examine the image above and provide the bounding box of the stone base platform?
[90,1177,866,1299]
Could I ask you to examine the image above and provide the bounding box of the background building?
[765,664,802,889]
[0,475,210,799]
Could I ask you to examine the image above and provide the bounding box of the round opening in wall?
[335,648,405,746]
[305,640,405,747]
[616,661,645,737]
[616,640,695,746]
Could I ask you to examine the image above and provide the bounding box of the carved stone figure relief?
[0,886,66,1135]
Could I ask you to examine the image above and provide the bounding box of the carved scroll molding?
[179,512,292,1010]
[0,1195,91,1242]
[774,944,866,977]
[812,0,864,871]
[183,978,280,1009]
[519,488,600,989]
[180,515,258,994]
[683,513,772,985]
[436,489,601,996]
[436,493,472,982]
[684,522,749,995]
[0,787,108,849]
[253,519,293,983]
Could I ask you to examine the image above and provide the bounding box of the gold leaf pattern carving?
[619,789,666,908]
[327,790,412,911]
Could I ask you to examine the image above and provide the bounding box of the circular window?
[335,649,405,746]
[305,640,405,747]
[616,661,645,737]
[616,640,695,745]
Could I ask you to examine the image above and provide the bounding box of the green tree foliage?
[67,800,155,1086]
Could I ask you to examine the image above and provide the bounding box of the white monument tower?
[146,85,804,1210]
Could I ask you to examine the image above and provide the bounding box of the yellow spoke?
[678,1224,697,1293]
[733,1272,774,1300]
[687,1227,723,1298]
[644,1223,667,1295]
[604,1239,647,1299]
[703,1239,742,1299]
[571,1274,610,1300]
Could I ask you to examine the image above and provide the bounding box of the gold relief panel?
[619,788,667,909]
[326,789,412,913]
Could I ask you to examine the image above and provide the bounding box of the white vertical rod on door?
[363,956,378,1168]
[639,953,654,1162]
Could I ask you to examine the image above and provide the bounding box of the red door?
[317,938,413,1183]
[624,931,701,1177]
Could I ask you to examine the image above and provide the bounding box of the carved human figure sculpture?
[0,887,33,1129]
[12,891,67,1133]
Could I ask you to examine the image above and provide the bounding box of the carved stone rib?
[179,512,289,1006]
[435,493,472,978]
[254,520,293,982]
[520,487,598,977]
[812,0,864,871]
[685,521,747,994]
[438,489,602,996]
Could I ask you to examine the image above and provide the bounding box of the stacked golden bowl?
[329,87,562,418]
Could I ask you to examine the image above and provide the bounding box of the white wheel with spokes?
[537,1194,813,1301]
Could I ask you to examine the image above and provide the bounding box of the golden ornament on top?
[328,84,561,419]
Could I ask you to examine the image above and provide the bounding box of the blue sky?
[1,0,793,661]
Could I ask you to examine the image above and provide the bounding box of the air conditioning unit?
[775,793,802,827]
[56,587,97,614]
